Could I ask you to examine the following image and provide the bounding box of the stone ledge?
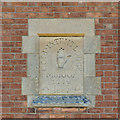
[32,95,90,107]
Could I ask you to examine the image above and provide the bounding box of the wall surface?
[1,2,119,119]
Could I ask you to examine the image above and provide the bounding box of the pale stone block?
[39,37,84,95]
[84,36,101,54]
[27,95,35,107]
[86,95,95,108]
[84,77,101,95]
[84,54,95,76]
[27,54,39,79]
[29,19,94,36]
[22,36,39,53]
[22,77,38,95]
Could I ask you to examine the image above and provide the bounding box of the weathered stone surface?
[27,54,39,79]
[86,95,96,108]
[84,36,101,53]
[22,77,37,95]
[84,77,101,95]
[29,19,94,36]
[27,95,35,107]
[22,36,39,53]
[84,54,95,76]
[39,37,84,94]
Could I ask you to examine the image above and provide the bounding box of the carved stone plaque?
[39,37,84,95]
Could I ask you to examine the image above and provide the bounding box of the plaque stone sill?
[32,95,90,107]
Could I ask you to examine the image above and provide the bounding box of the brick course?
[1,2,119,119]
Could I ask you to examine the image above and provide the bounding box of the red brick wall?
[1,2,119,119]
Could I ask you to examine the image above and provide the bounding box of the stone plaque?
[39,37,84,95]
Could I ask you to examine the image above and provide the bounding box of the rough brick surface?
[1,1,119,119]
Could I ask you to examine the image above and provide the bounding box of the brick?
[87,2,103,6]
[2,19,15,24]
[95,24,104,29]
[2,7,15,12]
[2,84,10,89]
[102,89,118,94]
[61,108,78,113]
[2,102,14,107]
[11,84,21,89]
[99,65,116,70]
[38,13,54,18]
[3,25,12,30]
[2,66,14,71]
[10,95,27,101]
[23,7,40,12]
[39,114,49,118]
[100,54,116,58]
[100,114,117,118]
[2,54,14,59]
[11,72,26,77]
[49,114,65,118]
[2,114,14,119]
[49,7,65,12]
[11,108,26,113]
[12,2,27,6]
[104,59,112,64]
[65,114,74,118]
[73,7,89,12]
[104,95,112,100]
[28,13,38,18]
[96,101,117,107]
[96,95,103,101]
[36,108,52,113]
[2,78,13,83]
[68,12,86,18]
[62,2,78,6]
[104,108,113,113]
[11,36,22,41]
[11,60,26,65]
[13,25,28,29]
[2,48,11,53]
[53,108,61,113]
[79,108,87,113]
[53,2,61,6]
[75,114,92,118]
[15,66,27,71]
[11,48,21,53]
[88,108,104,113]
[15,19,28,24]
[23,114,39,118]
[92,114,100,118]
[13,13,28,18]
[96,60,103,64]
[104,71,112,76]
[3,13,12,18]
[14,102,27,107]
[3,30,16,36]
[2,108,10,113]
[104,13,118,17]
[96,30,117,35]
[2,89,14,94]
[96,71,103,77]
[86,12,103,17]
[40,6,48,12]
[15,30,28,36]
[99,18,118,23]
[2,95,9,101]
[37,2,52,6]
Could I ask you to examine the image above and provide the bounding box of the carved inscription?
[39,37,84,94]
